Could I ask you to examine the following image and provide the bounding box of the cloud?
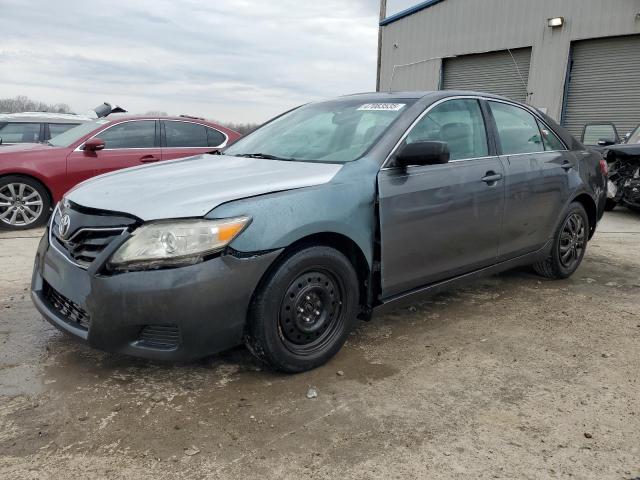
[0,0,385,123]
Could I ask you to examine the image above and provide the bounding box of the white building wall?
[379,0,640,120]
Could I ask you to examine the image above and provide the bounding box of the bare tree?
[218,121,260,135]
[0,96,72,114]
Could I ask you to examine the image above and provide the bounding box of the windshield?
[224,98,415,163]
[628,125,640,144]
[48,120,109,147]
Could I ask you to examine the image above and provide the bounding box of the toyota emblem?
[58,214,71,238]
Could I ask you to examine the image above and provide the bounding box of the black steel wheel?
[533,202,589,279]
[279,269,344,354]
[245,246,359,373]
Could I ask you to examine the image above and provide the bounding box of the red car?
[0,116,240,230]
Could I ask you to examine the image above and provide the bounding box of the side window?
[0,122,41,143]
[405,99,488,161]
[165,121,208,147]
[489,102,543,155]
[206,127,226,147]
[49,123,80,138]
[98,121,156,149]
[537,121,565,151]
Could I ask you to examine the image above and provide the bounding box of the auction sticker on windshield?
[357,103,406,111]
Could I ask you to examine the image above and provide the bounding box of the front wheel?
[0,176,51,230]
[244,246,360,373]
[533,202,589,279]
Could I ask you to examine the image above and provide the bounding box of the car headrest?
[441,122,471,141]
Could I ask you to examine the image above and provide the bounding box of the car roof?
[338,90,520,103]
[103,114,235,130]
[339,91,436,100]
[0,112,93,123]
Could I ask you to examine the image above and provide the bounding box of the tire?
[0,176,51,230]
[533,202,589,279]
[604,198,617,211]
[244,245,360,373]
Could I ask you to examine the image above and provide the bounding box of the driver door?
[377,98,505,298]
[65,120,160,192]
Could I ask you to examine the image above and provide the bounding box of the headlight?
[109,217,250,270]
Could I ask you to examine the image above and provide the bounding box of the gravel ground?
[0,209,639,479]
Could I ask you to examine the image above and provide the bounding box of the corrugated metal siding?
[379,0,640,121]
[563,34,640,138]
[442,48,532,102]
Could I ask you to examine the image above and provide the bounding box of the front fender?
[208,181,377,268]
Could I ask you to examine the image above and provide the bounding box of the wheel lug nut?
[314,310,320,316]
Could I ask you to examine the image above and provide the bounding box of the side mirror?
[395,141,450,167]
[84,137,105,152]
[597,138,616,147]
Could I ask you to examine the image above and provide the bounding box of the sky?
[0,0,417,123]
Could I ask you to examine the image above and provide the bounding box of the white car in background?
[0,112,93,146]
[0,102,127,146]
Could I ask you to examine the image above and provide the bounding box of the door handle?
[561,161,573,171]
[139,155,160,163]
[482,172,503,184]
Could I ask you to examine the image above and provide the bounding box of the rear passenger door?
[161,120,227,160]
[378,98,505,298]
[487,101,573,259]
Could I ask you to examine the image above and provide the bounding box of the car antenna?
[387,56,452,92]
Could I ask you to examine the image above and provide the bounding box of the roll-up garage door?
[442,47,532,103]
[563,34,640,138]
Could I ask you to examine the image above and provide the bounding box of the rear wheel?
[244,246,359,373]
[0,176,51,230]
[533,202,589,279]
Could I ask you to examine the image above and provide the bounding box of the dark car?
[581,122,640,211]
[0,116,241,230]
[31,91,607,372]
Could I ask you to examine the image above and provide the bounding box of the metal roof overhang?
[379,0,446,26]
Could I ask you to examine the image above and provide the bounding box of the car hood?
[0,143,58,153]
[67,154,343,220]
[0,143,68,167]
[603,143,640,158]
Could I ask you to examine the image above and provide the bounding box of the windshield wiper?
[234,153,294,161]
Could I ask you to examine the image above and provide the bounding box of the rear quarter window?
[537,121,565,151]
[48,123,80,138]
[206,127,226,147]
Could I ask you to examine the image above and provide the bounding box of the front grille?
[138,325,180,350]
[44,282,91,330]
[51,207,127,269]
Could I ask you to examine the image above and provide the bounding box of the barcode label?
[357,103,406,111]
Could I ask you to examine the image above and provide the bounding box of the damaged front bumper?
[31,231,282,361]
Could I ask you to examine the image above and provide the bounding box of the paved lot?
[1,210,639,479]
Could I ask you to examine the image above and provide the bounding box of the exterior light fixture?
[547,17,564,28]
